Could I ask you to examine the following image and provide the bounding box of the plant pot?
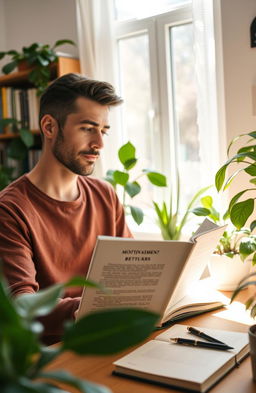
[208,254,251,291]
[18,60,31,71]
[249,324,256,381]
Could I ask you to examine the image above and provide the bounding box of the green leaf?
[231,280,256,303]
[249,177,256,185]
[1,325,40,376]
[145,171,167,187]
[191,207,210,216]
[228,190,248,211]
[37,55,50,67]
[245,164,256,176]
[26,43,39,52]
[239,237,256,261]
[39,370,111,393]
[130,205,143,225]
[7,138,27,160]
[104,169,116,187]
[230,199,254,229]
[28,347,62,378]
[2,60,18,74]
[123,158,137,171]
[118,142,136,165]
[249,131,256,139]
[0,118,18,126]
[17,377,68,393]
[0,276,21,326]
[215,165,227,191]
[20,128,34,148]
[250,220,256,232]
[125,181,141,198]
[53,39,76,48]
[15,283,64,320]
[62,308,158,355]
[0,52,6,59]
[113,170,129,186]
[200,196,213,209]
[253,252,256,265]
[64,276,101,288]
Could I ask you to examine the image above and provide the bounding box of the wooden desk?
[48,291,256,393]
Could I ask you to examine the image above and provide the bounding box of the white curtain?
[192,0,221,184]
[76,0,120,177]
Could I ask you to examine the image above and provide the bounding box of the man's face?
[52,97,110,176]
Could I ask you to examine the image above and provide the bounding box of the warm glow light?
[213,301,255,326]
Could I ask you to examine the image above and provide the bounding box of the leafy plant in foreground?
[0,274,158,393]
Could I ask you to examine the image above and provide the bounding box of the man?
[0,73,132,344]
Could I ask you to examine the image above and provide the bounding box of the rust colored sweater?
[0,175,132,343]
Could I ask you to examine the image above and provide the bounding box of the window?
[113,1,218,231]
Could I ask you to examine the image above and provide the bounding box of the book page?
[77,237,192,319]
[190,218,221,242]
[163,224,226,320]
[164,280,229,321]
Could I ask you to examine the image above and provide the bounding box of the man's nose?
[90,130,104,150]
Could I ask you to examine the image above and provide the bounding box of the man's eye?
[101,130,109,136]
[81,127,93,132]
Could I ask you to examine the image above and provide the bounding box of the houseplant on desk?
[0,274,158,393]
[215,130,256,234]
[153,175,210,240]
[192,194,256,290]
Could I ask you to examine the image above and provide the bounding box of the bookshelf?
[0,55,80,188]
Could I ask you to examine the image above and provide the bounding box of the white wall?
[219,0,256,144]
[213,0,256,202]
[1,0,78,74]
[0,0,7,71]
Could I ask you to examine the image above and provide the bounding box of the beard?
[52,128,99,176]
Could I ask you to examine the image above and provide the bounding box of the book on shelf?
[0,87,40,133]
[77,219,227,326]
[113,324,249,393]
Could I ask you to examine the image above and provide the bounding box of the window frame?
[114,5,193,186]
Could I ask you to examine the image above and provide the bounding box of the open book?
[113,324,249,393]
[77,219,227,326]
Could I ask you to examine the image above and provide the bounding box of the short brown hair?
[39,73,123,130]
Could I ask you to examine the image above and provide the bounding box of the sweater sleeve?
[0,205,80,343]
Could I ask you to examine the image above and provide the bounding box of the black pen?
[170,338,234,351]
[187,326,227,345]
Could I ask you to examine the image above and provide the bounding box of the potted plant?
[215,130,256,234]
[0,273,158,392]
[0,118,35,190]
[231,272,256,381]
[0,39,75,95]
[105,141,167,225]
[153,176,210,240]
[192,194,256,290]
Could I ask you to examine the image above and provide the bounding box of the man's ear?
[40,115,58,140]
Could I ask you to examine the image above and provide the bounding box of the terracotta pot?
[17,60,31,71]
[208,254,251,290]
